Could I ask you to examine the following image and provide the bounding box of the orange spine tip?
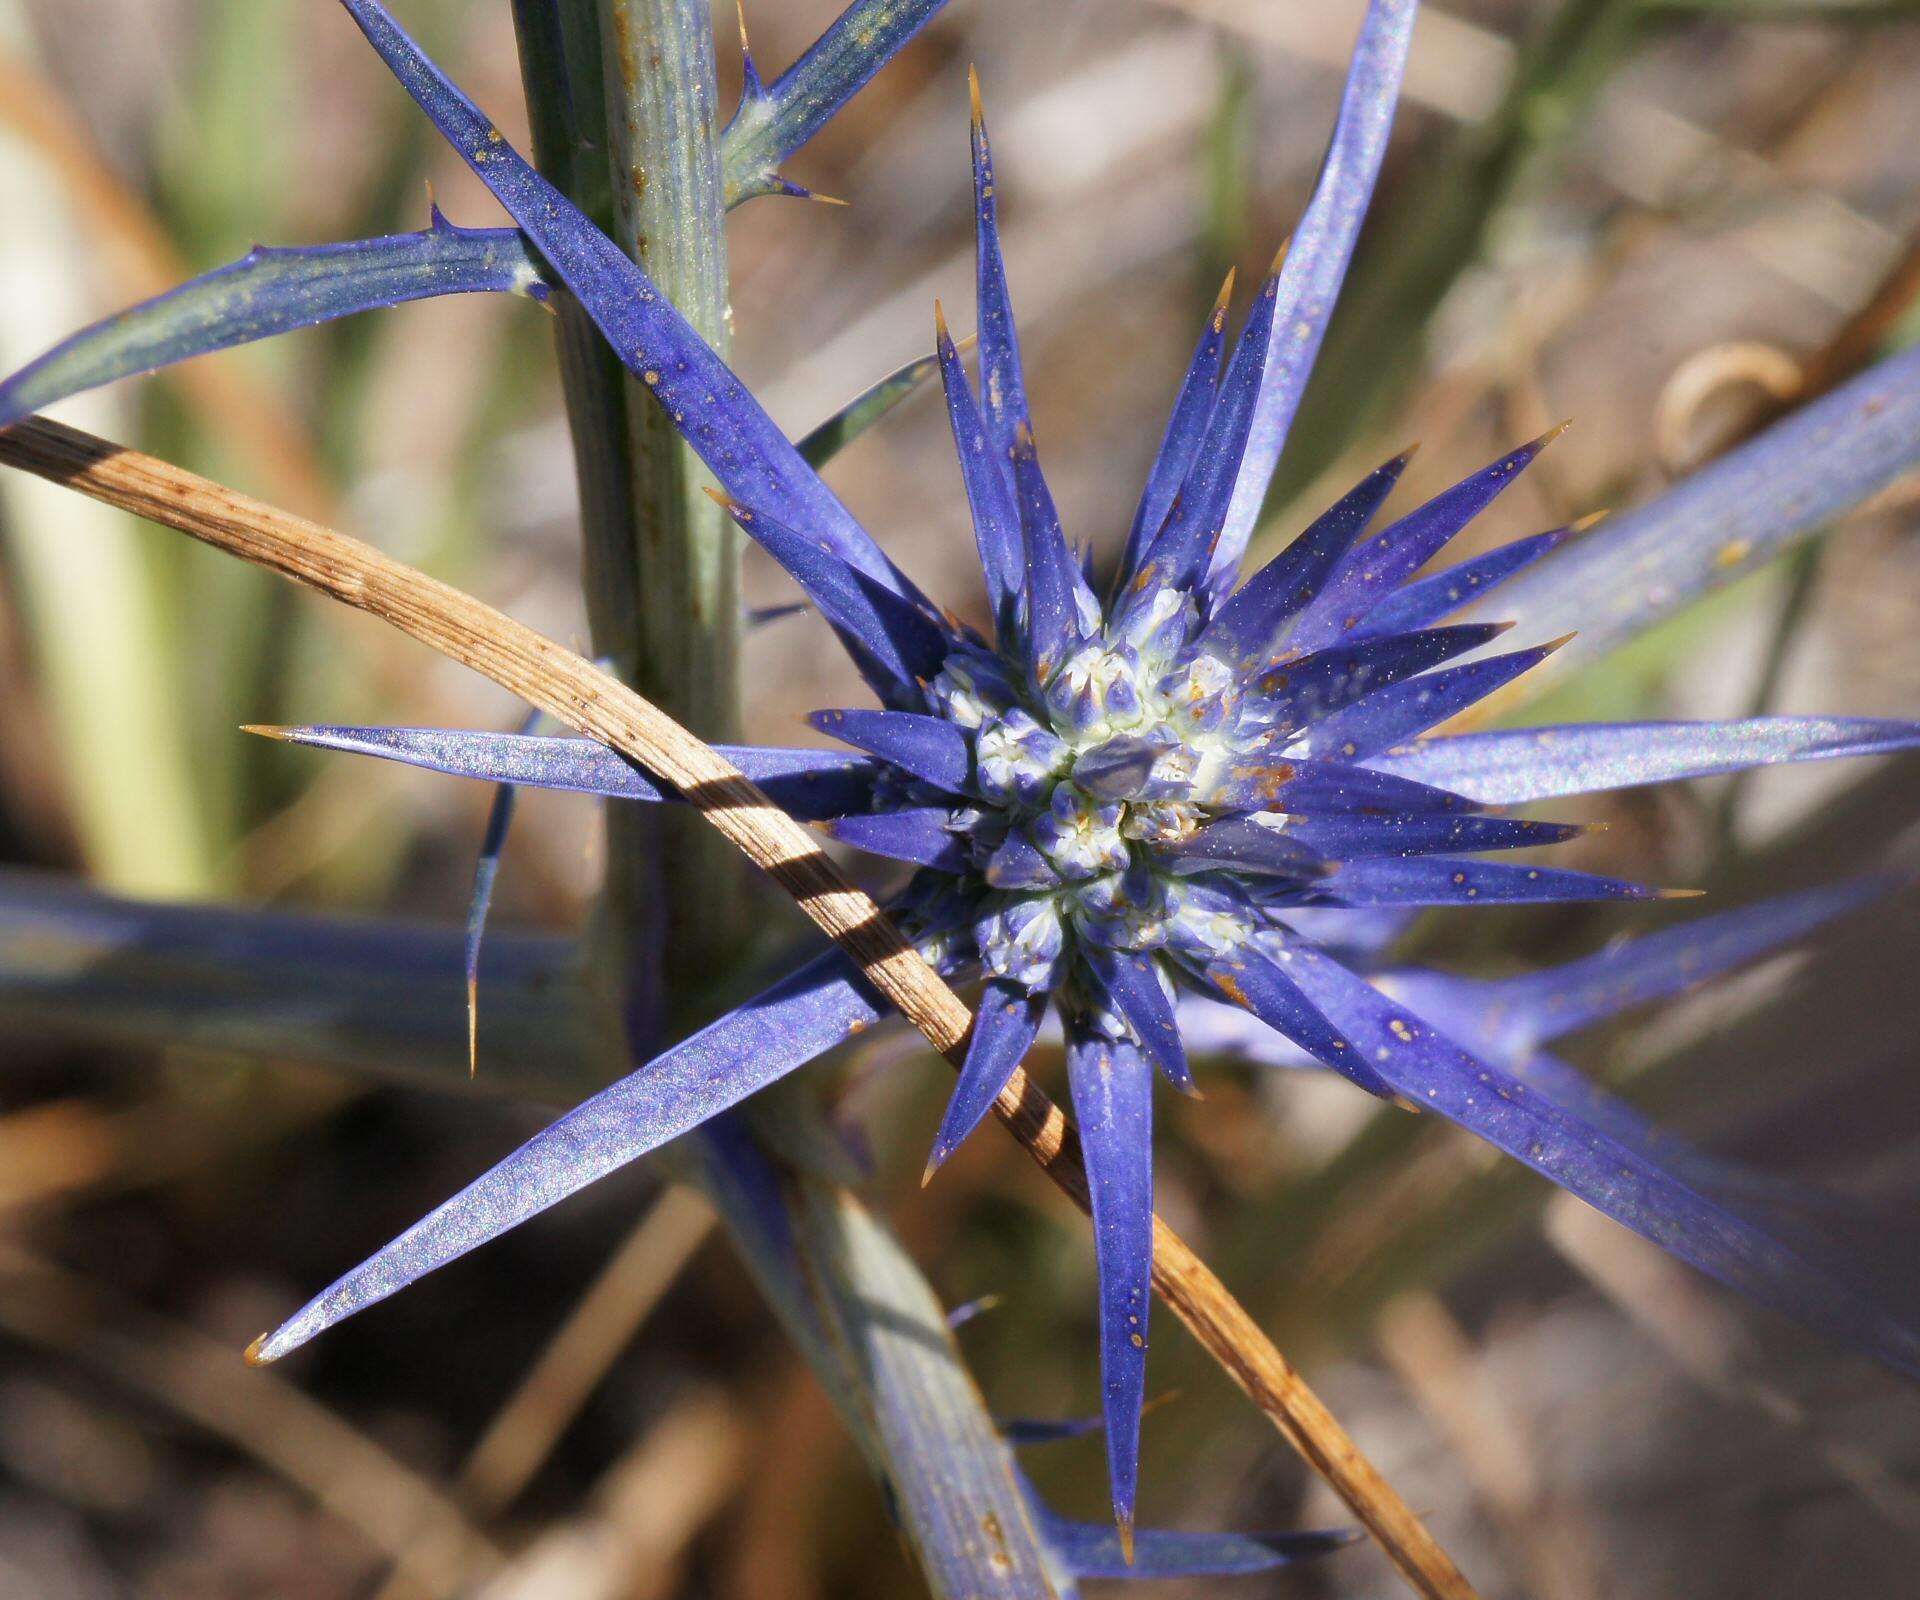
[1116,1515,1135,1566]
[1572,509,1609,533]
[968,65,984,127]
[1538,418,1575,446]
[240,724,291,741]
[467,976,479,1079]
[1657,887,1708,900]
[1269,235,1292,275]
[243,1334,269,1367]
[1542,631,1579,653]
[805,189,850,208]
[1210,266,1237,330]
[734,0,750,52]
[933,298,949,339]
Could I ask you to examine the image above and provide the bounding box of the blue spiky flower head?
[12,0,1920,1548]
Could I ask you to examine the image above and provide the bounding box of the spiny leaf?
[1280,930,1920,1381]
[249,947,889,1363]
[0,212,549,428]
[251,724,880,819]
[1369,716,1920,804]
[1472,342,1920,690]
[722,0,952,206]
[1064,1031,1155,1544]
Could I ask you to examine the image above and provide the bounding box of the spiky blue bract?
[1274,930,1920,1378]
[1131,261,1284,593]
[1352,523,1576,639]
[251,946,888,1363]
[722,0,951,205]
[1183,880,1882,1071]
[935,304,1025,624]
[0,213,548,429]
[1370,716,1920,804]
[1449,876,1888,1053]
[1212,0,1418,589]
[1319,856,1661,907]
[1286,430,1562,653]
[334,0,924,607]
[1120,272,1235,585]
[1474,341,1920,684]
[927,980,1045,1174]
[1198,447,1412,662]
[1294,638,1569,760]
[711,493,948,704]
[1066,1034,1154,1541]
[251,725,879,819]
[809,709,974,795]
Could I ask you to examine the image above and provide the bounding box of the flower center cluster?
[916,599,1284,1004]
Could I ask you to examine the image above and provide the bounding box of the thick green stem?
[508,9,1053,1592]
[592,0,747,1016]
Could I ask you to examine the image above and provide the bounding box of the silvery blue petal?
[1369,717,1920,804]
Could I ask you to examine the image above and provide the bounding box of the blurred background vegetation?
[2,1,1919,1595]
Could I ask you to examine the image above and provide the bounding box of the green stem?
[510,9,1053,1591]
[593,0,747,1021]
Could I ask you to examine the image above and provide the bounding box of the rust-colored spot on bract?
[981,1510,1014,1573]
[1212,970,1250,1009]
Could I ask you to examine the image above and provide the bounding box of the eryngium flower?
[14,0,1915,1539]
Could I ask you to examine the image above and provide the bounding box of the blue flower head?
[8,0,1920,1545]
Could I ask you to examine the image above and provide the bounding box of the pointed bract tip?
[1116,1513,1136,1566]
[1573,508,1610,533]
[240,724,294,742]
[1658,887,1708,900]
[734,0,750,51]
[1488,619,1517,636]
[1210,267,1237,329]
[467,975,479,1079]
[1269,235,1292,276]
[243,1334,271,1367]
[805,189,851,208]
[701,486,744,518]
[921,1145,950,1188]
[933,298,950,341]
[1542,631,1579,654]
[968,64,984,127]
[1535,418,1575,449]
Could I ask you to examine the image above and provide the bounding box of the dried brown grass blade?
[0,415,1478,1600]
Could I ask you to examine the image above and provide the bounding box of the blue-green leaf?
[0,211,550,428]
[723,0,952,206]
